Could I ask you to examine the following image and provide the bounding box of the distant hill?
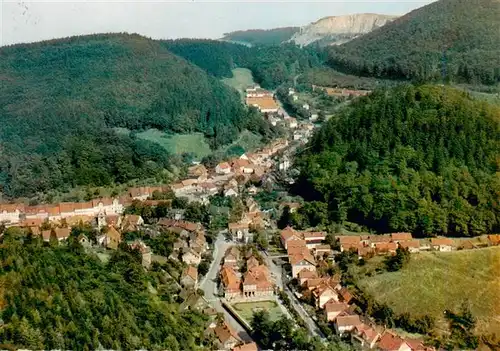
[221,27,299,46]
[289,13,397,47]
[0,34,268,197]
[328,0,500,85]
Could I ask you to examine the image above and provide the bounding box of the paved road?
[200,234,253,342]
[264,251,325,339]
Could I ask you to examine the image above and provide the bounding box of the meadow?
[222,68,255,98]
[355,247,500,335]
[232,300,283,324]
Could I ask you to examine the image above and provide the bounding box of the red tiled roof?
[336,314,361,327]
[324,301,348,313]
[431,237,454,246]
[378,332,407,351]
[0,203,25,212]
[232,342,258,351]
[214,321,240,344]
[297,269,318,280]
[399,240,420,249]
[221,267,240,291]
[183,265,198,281]
[338,236,361,244]
[390,232,413,241]
[338,287,353,303]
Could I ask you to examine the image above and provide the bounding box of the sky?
[1,0,437,46]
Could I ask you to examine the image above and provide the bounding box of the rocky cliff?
[290,13,398,46]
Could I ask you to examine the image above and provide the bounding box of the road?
[264,251,325,339]
[200,233,253,342]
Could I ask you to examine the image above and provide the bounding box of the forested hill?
[220,27,299,46]
[327,0,500,85]
[164,39,323,89]
[0,234,207,350]
[295,85,500,237]
[0,34,264,197]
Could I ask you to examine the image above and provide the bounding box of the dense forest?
[0,34,274,198]
[294,85,500,236]
[0,233,207,350]
[164,39,323,89]
[328,0,500,85]
[220,27,299,46]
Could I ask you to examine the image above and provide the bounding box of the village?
[1,84,499,351]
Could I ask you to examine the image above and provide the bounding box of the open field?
[222,68,255,98]
[136,129,212,159]
[356,247,500,335]
[232,300,283,324]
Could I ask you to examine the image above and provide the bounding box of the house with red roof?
[430,237,455,251]
[335,314,362,335]
[351,323,381,349]
[216,162,232,175]
[323,300,349,322]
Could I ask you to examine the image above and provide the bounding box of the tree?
[384,246,410,272]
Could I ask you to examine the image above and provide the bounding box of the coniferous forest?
[294,85,500,237]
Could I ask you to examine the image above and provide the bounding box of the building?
[337,287,353,304]
[232,342,258,351]
[290,251,316,278]
[297,269,318,285]
[228,222,250,242]
[223,246,240,267]
[181,265,198,288]
[41,227,71,242]
[324,300,349,322]
[390,232,413,243]
[335,314,362,335]
[399,240,420,253]
[220,266,241,300]
[211,321,241,351]
[121,214,144,232]
[431,237,455,252]
[242,265,274,299]
[104,226,121,250]
[377,331,412,351]
[337,236,361,252]
[130,240,152,268]
[313,284,339,308]
[182,248,202,265]
[351,324,381,349]
[246,96,279,113]
[281,226,326,250]
[216,162,232,175]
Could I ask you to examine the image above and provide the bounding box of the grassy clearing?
[232,300,283,323]
[136,129,212,159]
[356,247,500,335]
[222,68,255,98]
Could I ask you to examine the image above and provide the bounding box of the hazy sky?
[1,0,436,46]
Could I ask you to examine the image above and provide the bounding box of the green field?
[356,247,500,335]
[222,68,255,97]
[232,300,283,324]
[134,129,212,159]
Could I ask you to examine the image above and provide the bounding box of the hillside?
[327,0,500,85]
[294,85,500,236]
[289,13,397,47]
[353,247,500,339]
[0,233,207,350]
[221,27,299,46]
[0,34,268,198]
[164,39,322,89]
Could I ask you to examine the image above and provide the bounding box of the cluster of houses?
[228,198,267,243]
[312,85,371,98]
[245,85,279,114]
[280,226,429,350]
[219,246,274,301]
[204,314,258,351]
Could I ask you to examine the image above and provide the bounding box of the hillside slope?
[295,85,500,236]
[221,27,299,46]
[0,34,253,197]
[290,13,397,47]
[328,0,500,85]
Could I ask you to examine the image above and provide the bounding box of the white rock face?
[290,13,398,46]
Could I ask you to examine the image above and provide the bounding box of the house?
[335,314,362,335]
[323,300,349,322]
[297,269,318,285]
[130,240,152,268]
[337,287,353,303]
[377,331,412,351]
[78,234,92,248]
[289,251,316,278]
[224,188,238,197]
[374,242,398,255]
[338,236,361,252]
[188,164,208,180]
[121,214,144,232]
[216,162,232,175]
[351,323,381,349]
[246,256,260,271]
[220,266,241,300]
[487,234,500,246]
[104,226,121,250]
[313,283,339,308]
[181,265,198,288]
[284,117,298,129]
[182,248,202,265]
[246,96,279,113]
[368,235,392,247]
[314,244,333,258]
[224,246,240,267]
[278,156,291,172]
[212,321,241,351]
[431,237,455,251]
[280,226,303,249]
[228,222,250,242]
[303,231,326,249]
[390,232,413,243]
[242,265,273,298]
[399,240,420,253]
[232,342,258,351]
